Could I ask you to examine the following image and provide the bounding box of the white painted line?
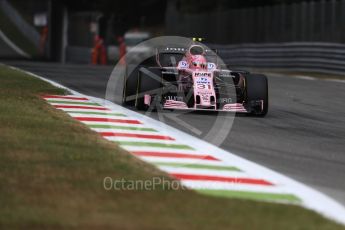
[140,157,226,165]
[141,157,230,165]
[119,146,202,155]
[49,102,101,107]
[45,98,89,102]
[295,76,317,81]
[90,128,158,135]
[57,108,113,113]
[67,114,130,119]
[50,103,104,107]
[158,166,250,177]
[43,95,88,99]
[182,181,292,194]
[325,79,345,84]
[103,136,177,144]
[159,167,283,186]
[78,121,146,127]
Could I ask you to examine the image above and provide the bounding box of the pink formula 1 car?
[123,42,268,116]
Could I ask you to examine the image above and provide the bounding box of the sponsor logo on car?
[218,98,233,103]
[196,77,210,84]
[194,72,211,77]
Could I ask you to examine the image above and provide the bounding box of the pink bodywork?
[147,46,249,113]
[162,59,247,112]
[223,103,247,112]
[192,71,216,109]
[144,94,151,106]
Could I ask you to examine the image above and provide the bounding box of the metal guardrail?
[66,42,345,76]
[210,42,345,76]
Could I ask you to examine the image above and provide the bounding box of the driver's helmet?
[185,45,207,70]
[189,55,207,70]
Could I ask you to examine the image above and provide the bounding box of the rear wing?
[156,46,218,67]
[156,47,185,67]
[156,46,217,54]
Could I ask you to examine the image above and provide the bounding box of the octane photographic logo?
[103,176,186,191]
[105,36,235,152]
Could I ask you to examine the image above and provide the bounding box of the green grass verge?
[0,7,39,57]
[0,64,344,229]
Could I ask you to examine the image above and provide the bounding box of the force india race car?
[122,41,268,116]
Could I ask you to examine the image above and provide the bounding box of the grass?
[0,7,39,57]
[0,64,344,230]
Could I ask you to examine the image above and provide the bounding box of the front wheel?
[244,74,268,117]
[135,67,162,111]
[122,64,139,106]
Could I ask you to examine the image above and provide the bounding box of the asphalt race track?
[4,60,345,206]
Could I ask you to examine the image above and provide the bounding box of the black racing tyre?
[244,74,268,116]
[135,67,162,110]
[122,64,139,106]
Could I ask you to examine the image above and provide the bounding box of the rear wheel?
[244,74,268,116]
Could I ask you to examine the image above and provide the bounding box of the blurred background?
[1,0,345,74]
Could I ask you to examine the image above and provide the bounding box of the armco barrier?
[65,42,345,76]
[211,42,345,76]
